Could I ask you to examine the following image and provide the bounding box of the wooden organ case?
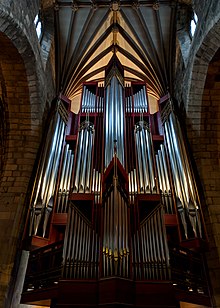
[21,59,212,308]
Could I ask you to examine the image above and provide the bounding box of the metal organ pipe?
[81,86,97,113]
[62,204,100,279]
[102,167,129,277]
[132,206,169,280]
[73,121,94,194]
[163,103,203,239]
[127,85,149,199]
[29,101,68,236]
[155,145,174,214]
[104,75,125,168]
[134,122,156,194]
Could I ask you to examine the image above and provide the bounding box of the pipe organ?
[22,59,210,307]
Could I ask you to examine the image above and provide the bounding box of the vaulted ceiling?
[54,0,179,105]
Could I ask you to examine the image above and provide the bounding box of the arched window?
[190,12,198,37]
[34,13,43,40]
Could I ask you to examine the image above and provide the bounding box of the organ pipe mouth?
[79,120,94,132]
[135,120,149,132]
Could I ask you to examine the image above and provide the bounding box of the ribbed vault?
[54,0,179,108]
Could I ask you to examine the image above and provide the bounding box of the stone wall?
[0,0,55,306]
[174,0,220,306]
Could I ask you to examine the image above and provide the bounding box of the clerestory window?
[190,12,198,37]
[34,13,43,41]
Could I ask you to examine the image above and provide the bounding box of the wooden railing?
[23,239,209,299]
[23,241,63,292]
[169,244,209,296]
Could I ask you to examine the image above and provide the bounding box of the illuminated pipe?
[143,86,148,113]
[60,149,71,213]
[140,127,150,192]
[82,88,86,113]
[138,90,141,113]
[64,152,74,213]
[81,87,85,112]
[164,122,182,201]
[92,169,95,192]
[141,89,144,112]
[158,150,170,212]
[160,145,169,192]
[88,90,92,113]
[138,90,142,112]
[156,153,167,213]
[79,127,89,192]
[91,92,95,113]
[170,113,201,236]
[88,90,92,112]
[57,144,68,213]
[41,114,62,206]
[32,109,60,215]
[101,96,104,113]
[42,119,66,235]
[135,128,144,192]
[144,129,155,192]
[85,130,93,192]
[105,85,110,167]
[165,120,189,237]
[120,83,125,166]
[73,129,84,192]
[168,115,189,204]
[136,92,139,113]
[160,147,173,214]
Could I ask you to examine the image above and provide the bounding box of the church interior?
[0,0,220,307]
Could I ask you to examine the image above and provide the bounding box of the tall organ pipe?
[104,75,125,168]
[133,206,169,280]
[62,204,99,279]
[29,101,68,236]
[135,122,156,194]
[163,105,202,238]
[73,121,94,193]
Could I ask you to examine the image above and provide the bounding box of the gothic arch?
[0,9,46,306]
[186,18,220,307]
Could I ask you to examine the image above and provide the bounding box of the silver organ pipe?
[56,144,74,213]
[29,101,68,236]
[132,86,148,114]
[134,121,157,194]
[102,160,130,278]
[62,204,99,279]
[105,75,125,168]
[132,206,170,280]
[163,104,202,239]
[73,121,94,193]
[127,85,150,200]
[155,144,174,214]
[81,86,96,113]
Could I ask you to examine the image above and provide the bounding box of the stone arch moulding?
[186,17,220,308]
[186,17,220,117]
[0,7,46,120]
[0,7,46,308]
